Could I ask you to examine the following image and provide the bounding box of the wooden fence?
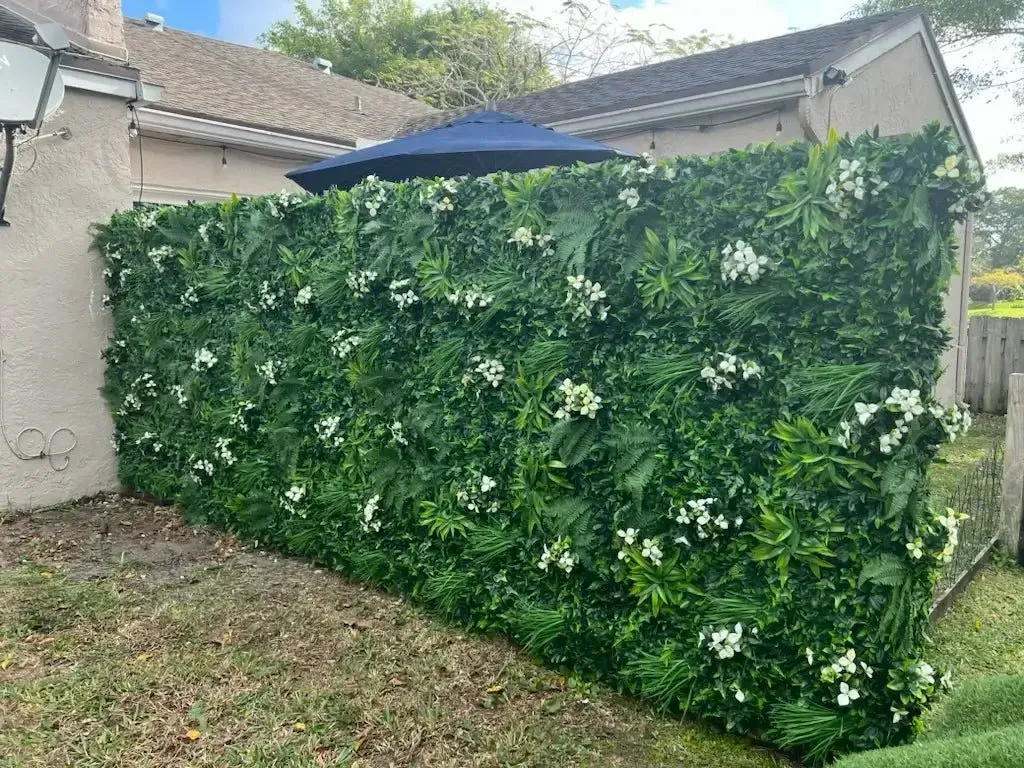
[965,316,1024,414]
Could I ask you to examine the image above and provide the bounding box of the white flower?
[618,187,640,209]
[556,379,603,420]
[854,402,878,426]
[256,281,281,311]
[508,226,535,247]
[641,537,663,566]
[256,359,282,385]
[316,415,345,448]
[805,647,814,666]
[906,537,924,560]
[468,356,506,388]
[192,458,214,477]
[229,401,256,432]
[564,274,609,322]
[706,623,744,659]
[361,494,382,532]
[721,239,771,284]
[835,648,857,674]
[734,689,746,703]
[539,536,576,574]
[179,286,199,307]
[294,285,313,306]
[192,347,217,371]
[702,353,760,392]
[837,682,860,707]
[891,707,909,724]
[617,527,638,546]
[331,330,363,360]
[879,433,896,455]
[479,475,497,493]
[741,360,762,380]
[915,662,936,686]
[346,270,378,297]
[389,279,419,309]
[215,437,236,466]
[170,384,188,406]
[148,245,174,273]
[390,420,408,446]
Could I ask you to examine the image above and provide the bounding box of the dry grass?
[0,496,789,768]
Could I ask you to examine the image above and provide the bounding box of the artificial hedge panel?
[95,124,985,761]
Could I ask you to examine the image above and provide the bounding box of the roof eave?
[549,74,812,137]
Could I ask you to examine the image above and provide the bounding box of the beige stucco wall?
[0,89,128,508]
[132,136,304,203]
[597,103,806,159]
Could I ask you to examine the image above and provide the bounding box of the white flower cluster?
[266,189,305,218]
[703,623,745,660]
[618,187,640,209]
[508,227,555,256]
[357,175,388,217]
[330,330,363,360]
[170,384,188,406]
[134,431,163,453]
[198,222,211,244]
[148,245,174,273]
[445,286,494,312]
[672,497,741,544]
[933,155,967,180]
[825,159,888,218]
[346,270,378,297]
[137,207,159,230]
[423,178,458,214]
[256,359,282,385]
[180,286,199,307]
[192,458,214,478]
[837,392,971,454]
[819,648,874,707]
[700,353,762,392]
[215,437,236,466]
[257,281,282,311]
[937,402,972,442]
[390,420,409,446]
[361,494,382,532]
[120,392,142,414]
[640,537,664,566]
[565,274,609,322]
[463,355,506,389]
[118,267,133,287]
[388,279,419,309]
[721,240,771,284]
[538,536,577,574]
[456,474,499,515]
[229,401,256,432]
[281,484,306,515]
[934,508,965,564]
[131,372,158,398]
[316,415,345,448]
[192,347,217,371]
[615,527,637,560]
[554,378,602,420]
[294,285,313,307]
[619,154,678,182]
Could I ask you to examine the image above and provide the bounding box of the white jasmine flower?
[854,402,878,425]
[641,538,663,566]
[256,359,282,385]
[721,239,771,284]
[556,379,603,420]
[346,270,378,297]
[315,415,345,448]
[215,437,236,466]
[170,384,188,406]
[179,286,200,307]
[617,527,638,546]
[331,330,363,359]
[361,494,382,532]
[480,475,496,493]
[294,285,313,306]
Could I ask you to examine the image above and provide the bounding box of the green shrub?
[834,724,1024,768]
[93,124,986,761]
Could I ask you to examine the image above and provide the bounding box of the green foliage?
[95,124,986,761]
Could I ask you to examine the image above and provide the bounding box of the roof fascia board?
[132,181,232,204]
[60,64,161,103]
[821,16,980,162]
[548,75,810,136]
[137,107,354,159]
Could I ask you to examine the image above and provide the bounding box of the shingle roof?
[401,8,923,135]
[124,18,436,145]
[0,3,38,46]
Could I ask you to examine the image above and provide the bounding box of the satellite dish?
[0,41,65,126]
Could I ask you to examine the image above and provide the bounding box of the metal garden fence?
[932,440,1004,615]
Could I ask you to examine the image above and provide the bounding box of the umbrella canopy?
[286,111,631,194]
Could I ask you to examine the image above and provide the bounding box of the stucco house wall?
[131,136,305,203]
[0,89,128,508]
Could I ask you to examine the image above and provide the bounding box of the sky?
[120,0,1023,186]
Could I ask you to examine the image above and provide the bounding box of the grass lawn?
[0,416,1011,768]
[925,413,1004,502]
[967,299,1024,318]
[0,497,789,768]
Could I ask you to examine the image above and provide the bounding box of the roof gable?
[124,19,435,145]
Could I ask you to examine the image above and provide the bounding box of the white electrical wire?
[0,312,78,471]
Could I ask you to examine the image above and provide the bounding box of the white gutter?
[550,75,811,136]
[61,65,162,103]
[137,107,354,160]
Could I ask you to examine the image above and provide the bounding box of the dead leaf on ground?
[24,634,54,646]
[0,657,12,670]
[292,722,307,732]
[486,684,504,694]
[184,729,202,742]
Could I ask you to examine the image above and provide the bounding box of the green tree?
[261,0,553,109]
[973,187,1024,270]
[973,268,1024,306]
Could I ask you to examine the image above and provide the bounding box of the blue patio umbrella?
[286,111,632,194]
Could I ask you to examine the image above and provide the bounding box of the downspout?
[0,126,16,227]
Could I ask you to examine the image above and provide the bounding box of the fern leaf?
[858,553,909,588]
[549,419,600,467]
